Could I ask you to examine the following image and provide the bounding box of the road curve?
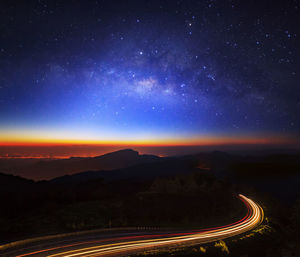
[4,194,263,257]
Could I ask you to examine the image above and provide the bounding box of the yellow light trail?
[11,194,263,257]
[46,195,263,257]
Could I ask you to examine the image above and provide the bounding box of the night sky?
[0,0,299,147]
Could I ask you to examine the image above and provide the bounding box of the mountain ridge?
[0,149,161,180]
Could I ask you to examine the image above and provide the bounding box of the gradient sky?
[0,0,299,148]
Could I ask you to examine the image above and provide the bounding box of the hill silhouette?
[0,149,160,180]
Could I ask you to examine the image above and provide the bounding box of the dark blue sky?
[0,0,299,145]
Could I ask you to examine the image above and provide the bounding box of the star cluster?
[0,0,299,143]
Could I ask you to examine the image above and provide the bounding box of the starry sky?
[0,0,299,148]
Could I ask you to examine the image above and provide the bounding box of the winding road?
[1,194,263,257]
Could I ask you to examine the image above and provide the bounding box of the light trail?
[7,194,263,257]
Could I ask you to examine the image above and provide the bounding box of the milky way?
[0,0,299,143]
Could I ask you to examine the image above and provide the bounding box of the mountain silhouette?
[0,149,160,180]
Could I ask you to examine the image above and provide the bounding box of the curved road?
[2,194,263,257]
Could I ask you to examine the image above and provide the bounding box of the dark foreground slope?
[0,149,299,256]
[0,154,243,244]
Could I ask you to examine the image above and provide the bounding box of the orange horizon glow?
[1,126,299,148]
[1,135,299,159]
[1,127,299,149]
[0,135,297,147]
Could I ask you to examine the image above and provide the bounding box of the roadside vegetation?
[128,196,300,257]
[0,171,244,243]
